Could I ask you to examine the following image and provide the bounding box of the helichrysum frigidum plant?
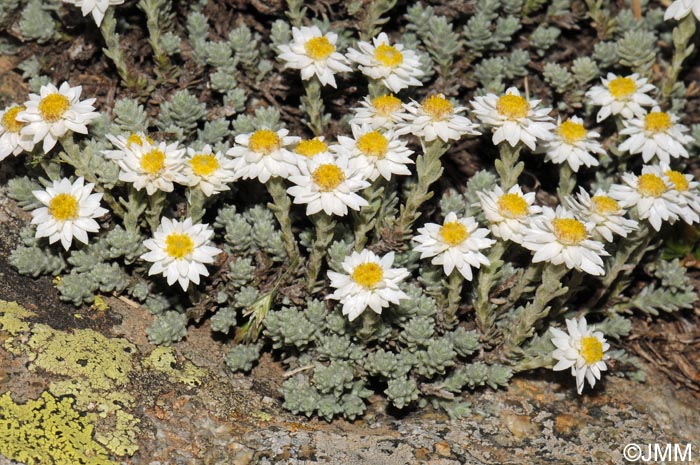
[2,0,700,437]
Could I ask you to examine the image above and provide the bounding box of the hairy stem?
[354,177,385,250]
[495,143,523,191]
[306,212,336,293]
[474,241,508,339]
[662,14,697,102]
[266,177,300,263]
[443,272,464,329]
[301,78,326,137]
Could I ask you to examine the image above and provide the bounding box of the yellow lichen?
[0,300,35,338]
[0,391,114,465]
[143,346,206,387]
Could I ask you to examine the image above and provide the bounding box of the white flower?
[664,0,700,21]
[550,317,610,394]
[662,165,700,225]
[332,124,413,182]
[608,168,684,231]
[31,177,108,250]
[618,106,693,165]
[227,128,301,183]
[350,94,410,131]
[522,206,609,276]
[140,217,222,291]
[62,0,125,26]
[585,73,657,122]
[277,26,352,88]
[403,93,480,143]
[104,131,154,156]
[108,138,188,195]
[540,116,604,172]
[470,87,554,150]
[184,145,237,197]
[0,104,35,160]
[287,152,370,216]
[412,212,495,280]
[476,184,542,243]
[346,32,424,93]
[293,136,331,162]
[17,82,99,153]
[327,249,409,321]
[565,188,638,242]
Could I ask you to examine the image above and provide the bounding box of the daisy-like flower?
[0,104,35,160]
[403,93,480,143]
[31,177,108,250]
[105,131,155,155]
[585,73,657,122]
[412,212,495,280]
[521,206,609,276]
[550,317,610,395]
[476,184,542,243]
[608,167,684,231]
[277,26,352,88]
[470,87,554,150]
[140,217,222,291]
[664,0,700,21]
[346,32,425,93]
[108,139,188,195]
[661,164,700,224]
[618,106,693,165]
[293,136,331,162]
[327,249,409,321]
[350,94,410,131]
[184,145,237,197]
[540,116,605,172]
[17,82,100,153]
[287,152,370,216]
[227,128,301,183]
[565,188,638,242]
[333,124,413,182]
[62,0,125,26]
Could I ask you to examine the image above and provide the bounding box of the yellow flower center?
[439,221,469,246]
[497,193,529,218]
[304,36,335,60]
[580,336,604,365]
[352,262,384,289]
[126,133,154,148]
[190,154,220,177]
[356,131,388,158]
[140,149,166,175]
[552,218,587,245]
[312,163,345,191]
[165,233,194,259]
[38,93,70,123]
[48,193,79,221]
[422,94,454,121]
[591,195,619,215]
[644,112,672,133]
[665,170,689,192]
[374,43,403,68]
[608,77,636,99]
[248,129,281,155]
[1,106,26,133]
[496,94,529,120]
[637,173,667,197]
[558,120,587,144]
[295,138,328,158]
[372,94,402,116]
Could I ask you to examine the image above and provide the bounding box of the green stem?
[557,163,576,200]
[499,263,569,360]
[145,190,166,233]
[474,241,507,337]
[306,212,336,293]
[301,78,326,137]
[138,0,176,82]
[265,177,300,263]
[353,177,385,250]
[495,143,523,191]
[393,140,448,240]
[186,188,207,224]
[121,186,147,233]
[100,9,149,93]
[662,14,697,102]
[443,272,464,329]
